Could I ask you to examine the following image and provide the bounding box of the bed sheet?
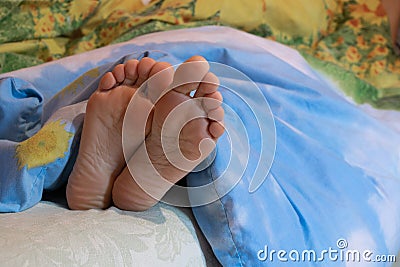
[0,0,399,110]
[0,26,399,266]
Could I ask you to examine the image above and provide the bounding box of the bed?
[0,1,399,266]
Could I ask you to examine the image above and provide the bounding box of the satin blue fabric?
[0,26,399,266]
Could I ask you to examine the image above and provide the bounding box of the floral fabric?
[300,0,400,109]
[0,0,399,109]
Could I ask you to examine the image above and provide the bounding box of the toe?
[186,55,208,63]
[98,72,117,91]
[172,55,210,95]
[207,105,225,139]
[208,106,224,122]
[123,59,139,85]
[112,64,125,83]
[149,61,173,77]
[194,72,219,98]
[209,121,225,139]
[202,91,223,112]
[147,62,174,103]
[135,57,156,87]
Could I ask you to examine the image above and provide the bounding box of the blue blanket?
[0,26,399,266]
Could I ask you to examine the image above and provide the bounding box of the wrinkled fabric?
[0,26,399,266]
[2,0,399,110]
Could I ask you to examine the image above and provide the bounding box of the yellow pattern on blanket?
[15,120,73,170]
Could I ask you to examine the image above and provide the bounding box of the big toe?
[172,56,210,95]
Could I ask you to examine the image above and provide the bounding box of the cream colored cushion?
[0,202,205,266]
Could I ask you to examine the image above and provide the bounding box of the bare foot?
[66,57,173,210]
[112,56,225,211]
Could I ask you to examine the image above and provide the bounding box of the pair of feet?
[66,56,225,211]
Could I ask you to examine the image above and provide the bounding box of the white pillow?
[0,202,206,266]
